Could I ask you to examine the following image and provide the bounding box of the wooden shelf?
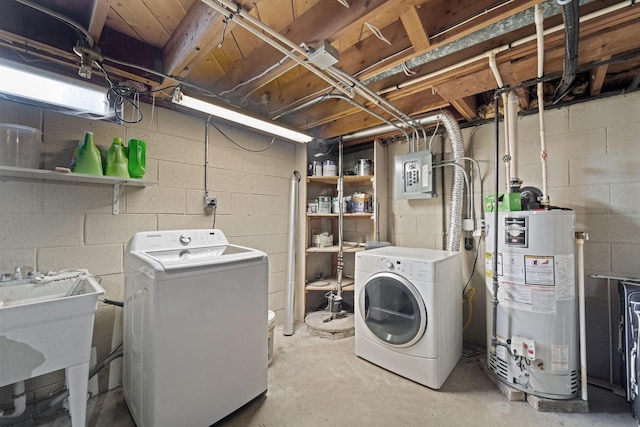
[0,165,157,187]
[306,245,365,254]
[307,175,373,186]
[306,276,354,292]
[307,213,373,219]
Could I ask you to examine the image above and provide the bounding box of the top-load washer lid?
[126,229,266,271]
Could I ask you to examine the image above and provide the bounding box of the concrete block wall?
[386,90,640,385]
[0,99,296,401]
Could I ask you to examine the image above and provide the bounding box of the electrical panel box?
[394,151,434,199]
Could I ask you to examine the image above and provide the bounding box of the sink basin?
[0,273,104,426]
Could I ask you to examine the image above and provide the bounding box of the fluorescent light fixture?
[172,88,314,144]
[0,58,113,119]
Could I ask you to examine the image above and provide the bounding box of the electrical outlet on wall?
[204,196,217,210]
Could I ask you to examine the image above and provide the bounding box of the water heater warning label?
[525,255,554,286]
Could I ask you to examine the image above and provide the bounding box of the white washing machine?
[355,246,462,389]
[123,229,268,427]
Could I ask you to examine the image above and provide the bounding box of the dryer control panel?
[374,257,436,282]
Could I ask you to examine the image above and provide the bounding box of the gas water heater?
[485,207,579,399]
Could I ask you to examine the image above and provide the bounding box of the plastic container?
[322,160,337,176]
[72,131,103,175]
[105,137,130,178]
[268,310,275,366]
[317,196,331,214]
[0,123,41,169]
[128,138,146,178]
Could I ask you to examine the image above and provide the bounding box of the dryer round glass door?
[361,272,427,347]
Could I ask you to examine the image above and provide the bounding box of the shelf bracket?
[113,182,125,215]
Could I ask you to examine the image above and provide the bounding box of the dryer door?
[361,272,427,347]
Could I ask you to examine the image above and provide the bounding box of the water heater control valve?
[510,336,536,360]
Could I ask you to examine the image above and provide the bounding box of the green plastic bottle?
[105,137,130,178]
[72,131,103,175]
[127,138,146,179]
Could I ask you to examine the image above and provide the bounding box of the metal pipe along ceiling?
[342,111,465,252]
[363,0,597,86]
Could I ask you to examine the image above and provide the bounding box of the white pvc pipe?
[283,171,301,336]
[576,233,589,401]
[488,52,511,192]
[535,4,550,206]
[0,381,26,419]
[507,91,519,185]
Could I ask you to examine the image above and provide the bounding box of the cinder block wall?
[0,100,296,401]
[386,91,640,385]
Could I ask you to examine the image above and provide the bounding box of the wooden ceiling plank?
[255,0,294,29]
[400,5,430,51]
[141,0,192,36]
[109,0,170,47]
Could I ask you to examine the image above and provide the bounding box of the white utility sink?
[0,273,104,426]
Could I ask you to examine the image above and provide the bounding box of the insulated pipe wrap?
[437,111,465,252]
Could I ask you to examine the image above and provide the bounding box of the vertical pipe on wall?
[576,231,589,401]
[491,95,501,351]
[507,91,519,191]
[535,4,550,207]
[488,52,511,193]
[284,171,301,336]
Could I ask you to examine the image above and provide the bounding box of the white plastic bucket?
[268,310,275,365]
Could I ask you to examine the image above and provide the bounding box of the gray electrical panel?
[394,151,435,199]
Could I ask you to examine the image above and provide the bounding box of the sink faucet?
[0,267,39,286]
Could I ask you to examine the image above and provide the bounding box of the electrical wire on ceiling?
[201,0,428,147]
[208,121,276,152]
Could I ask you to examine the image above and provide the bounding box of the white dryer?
[355,246,462,389]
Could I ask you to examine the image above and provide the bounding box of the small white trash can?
[268,310,275,365]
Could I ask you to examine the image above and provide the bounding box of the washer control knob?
[179,235,192,245]
[385,260,394,269]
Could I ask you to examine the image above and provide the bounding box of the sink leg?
[66,361,89,427]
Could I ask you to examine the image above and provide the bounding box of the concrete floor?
[32,323,635,427]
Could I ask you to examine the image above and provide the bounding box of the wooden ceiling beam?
[87,0,111,43]
[162,1,223,77]
[400,5,430,52]
[590,56,610,96]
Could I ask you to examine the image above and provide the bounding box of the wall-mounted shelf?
[307,175,373,186]
[0,165,158,214]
